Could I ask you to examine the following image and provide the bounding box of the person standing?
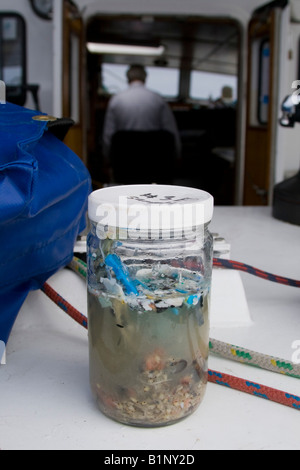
[102,64,181,160]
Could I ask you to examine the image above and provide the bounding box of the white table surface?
[1,206,300,451]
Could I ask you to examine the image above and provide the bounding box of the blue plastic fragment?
[105,254,139,296]
[187,294,197,305]
[175,288,188,294]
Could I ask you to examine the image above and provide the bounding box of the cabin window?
[69,32,80,123]
[248,35,270,127]
[102,63,180,98]
[0,13,26,105]
[190,70,237,103]
[257,39,270,124]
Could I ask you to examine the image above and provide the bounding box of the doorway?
[85,15,241,205]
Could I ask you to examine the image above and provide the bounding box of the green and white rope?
[209,338,300,380]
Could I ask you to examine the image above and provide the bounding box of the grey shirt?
[102,81,181,158]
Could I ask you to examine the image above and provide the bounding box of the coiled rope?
[41,256,300,412]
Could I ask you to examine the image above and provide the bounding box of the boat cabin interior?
[85,15,240,205]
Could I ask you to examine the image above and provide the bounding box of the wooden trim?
[62,0,86,163]
[243,10,277,205]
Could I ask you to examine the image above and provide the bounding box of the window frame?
[0,12,27,106]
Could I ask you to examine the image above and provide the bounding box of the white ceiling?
[81,0,291,76]
[75,0,272,25]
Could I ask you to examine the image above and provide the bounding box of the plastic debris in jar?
[87,185,214,427]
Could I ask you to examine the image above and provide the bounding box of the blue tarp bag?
[0,102,91,355]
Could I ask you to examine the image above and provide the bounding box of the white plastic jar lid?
[88,185,214,235]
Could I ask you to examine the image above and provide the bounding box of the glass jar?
[87,185,214,427]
